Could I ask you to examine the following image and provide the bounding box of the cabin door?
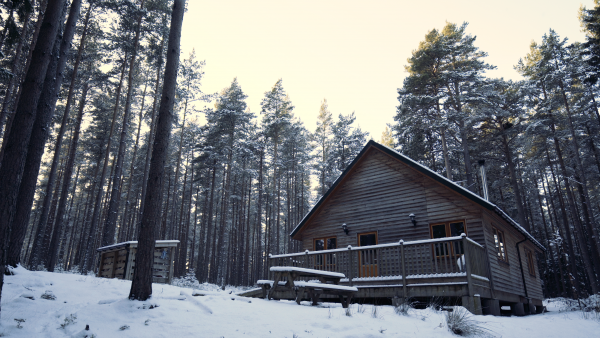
[358,232,378,277]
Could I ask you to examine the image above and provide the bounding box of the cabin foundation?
[481,298,500,316]
[462,295,482,315]
[512,302,525,316]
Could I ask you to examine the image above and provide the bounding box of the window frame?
[313,236,337,251]
[429,220,467,257]
[526,250,536,277]
[492,226,509,265]
[357,231,378,247]
[429,220,468,239]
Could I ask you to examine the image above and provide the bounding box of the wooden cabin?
[268,140,544,316]
[96,240,179,284]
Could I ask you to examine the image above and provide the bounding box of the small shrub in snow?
[14,318,25,329]
[144,319,150,326]
[371,305,381,319]
[345,307,353,317]
[60,314,77,329]
[356,304,366,314]
[395,298,414,316]
[41,290,56,300]
[119,325,130,330]
[445,306,490,337]
[427,296,445,311]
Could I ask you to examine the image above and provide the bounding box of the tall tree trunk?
[257,147,264,279]
[0,2,32,135]
[139,28,166,220]
[551,126,598,294]
[129,0,185,301]
[0,0,68,317]
[500,129,528,231]
[46,81,89,271]
[541,172,568,296]
[174,154,189,277]
[189,185,200,271]
[102,0,146,247]
[82,57,128,273]
[11,0,84,269]
[546,147,581,296]
[119,79,148,243]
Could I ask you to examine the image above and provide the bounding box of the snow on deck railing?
[269,235,470,258]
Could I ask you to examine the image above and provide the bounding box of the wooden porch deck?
[256,235,494,314]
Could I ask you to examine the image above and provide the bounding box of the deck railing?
[268,234,489,288]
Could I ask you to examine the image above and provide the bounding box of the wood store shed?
[96,240,179,284]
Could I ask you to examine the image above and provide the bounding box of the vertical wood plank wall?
[300,148,483,250]
[481,211,543,301]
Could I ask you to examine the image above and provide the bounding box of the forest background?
[0,0,599,310]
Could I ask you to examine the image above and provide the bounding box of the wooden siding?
[299,148,485,250]
[482,211,543,302]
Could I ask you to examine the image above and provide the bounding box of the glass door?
[358,232,378,277]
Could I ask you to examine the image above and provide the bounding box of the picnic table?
[266,266,357,308]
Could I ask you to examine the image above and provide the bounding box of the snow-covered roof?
[96,240,180,252]
[289,140,545,251]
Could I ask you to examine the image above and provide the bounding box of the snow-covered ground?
[1,266,598,337]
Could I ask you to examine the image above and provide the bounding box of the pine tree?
[380,125,394,148]
[130,0,186,301]
[313,99,333,195]
[580,0,600,85]
[0,0,68,318]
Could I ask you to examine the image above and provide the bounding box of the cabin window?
[429,221,466,256]
[314,237,337,251]
[527,250,536,277]
[314,237,337,270]
[493,227,508,263]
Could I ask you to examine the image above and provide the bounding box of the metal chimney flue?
[478,160,489,201]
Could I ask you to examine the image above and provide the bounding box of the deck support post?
[347,246,353,286]
[462,234,474,298]
[168,246,176,284]
[400,240,407,300]
[462,295,482,315]
[481,298,500,316]
[304,250,309,269]
[512,302,525,316]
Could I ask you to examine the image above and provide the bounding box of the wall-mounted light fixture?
[342,223,349,235]
[409,213,417,226]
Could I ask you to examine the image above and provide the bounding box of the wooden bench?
[256,279,286,299]
[268,266,356,307]
[294,281,357,308]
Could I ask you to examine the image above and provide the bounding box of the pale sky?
[180,0,594,140]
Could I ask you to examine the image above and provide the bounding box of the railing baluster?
[433,243,439,275]
[443,243,449,274]
[400,240,407,299]
[414,245,419,276]
[420,245,425,276]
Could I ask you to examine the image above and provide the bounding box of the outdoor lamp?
[409,213,417,226]
[342,223,349,235]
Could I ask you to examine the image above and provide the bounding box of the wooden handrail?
[269,235,467,258]
[267,235,491,286]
